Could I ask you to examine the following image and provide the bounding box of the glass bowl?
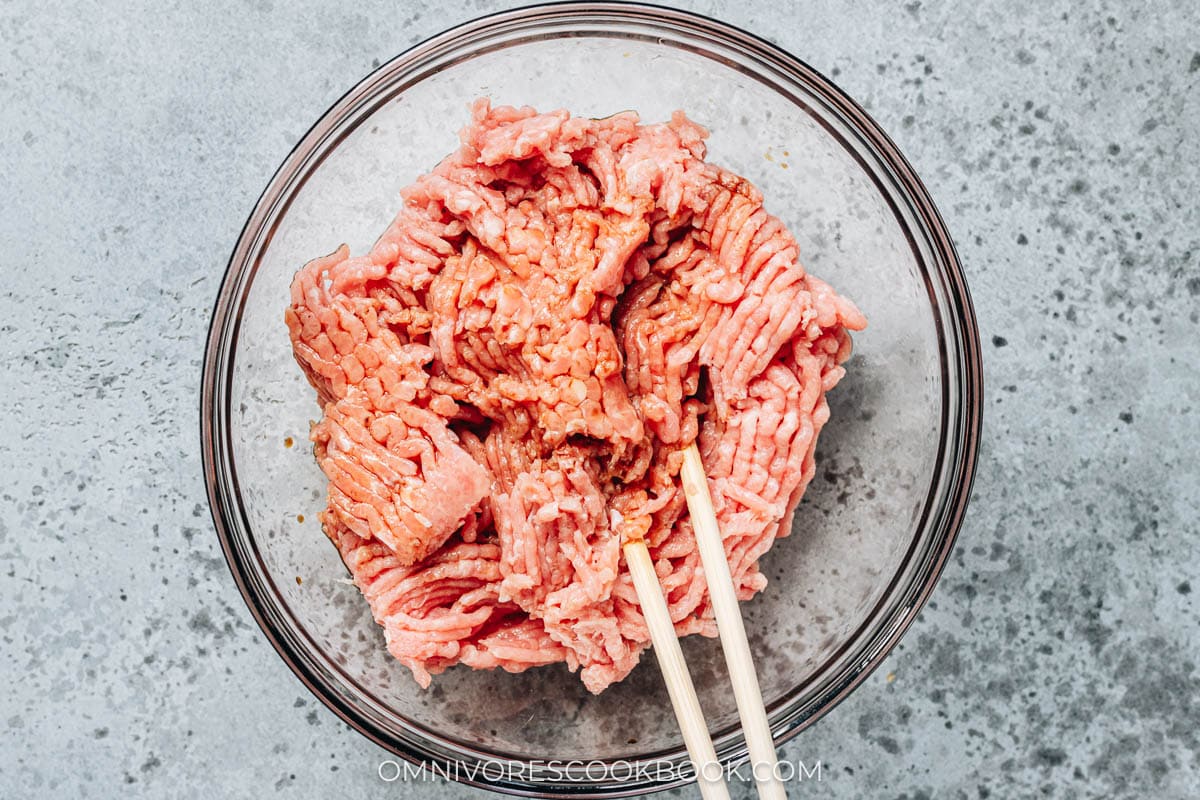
[201,3,982,796]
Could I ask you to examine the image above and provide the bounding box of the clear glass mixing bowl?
[201,3,982,795]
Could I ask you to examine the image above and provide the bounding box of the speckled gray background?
[2,0,1198,797]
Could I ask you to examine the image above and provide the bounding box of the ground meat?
[285,99,866,693]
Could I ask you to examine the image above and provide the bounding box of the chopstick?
[681,443,787,800]
[623,538,731,800]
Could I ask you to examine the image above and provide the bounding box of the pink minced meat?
[285,100,866,693]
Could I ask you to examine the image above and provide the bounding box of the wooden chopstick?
[623,538,731,800]
[680,443,787,800]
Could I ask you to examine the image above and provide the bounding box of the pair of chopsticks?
[623,443,787,800]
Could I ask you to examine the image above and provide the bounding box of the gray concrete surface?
[2,0,1198,797]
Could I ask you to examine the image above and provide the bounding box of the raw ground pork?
[285,100,866,693]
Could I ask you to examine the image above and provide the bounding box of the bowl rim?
[201,2,983,796]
